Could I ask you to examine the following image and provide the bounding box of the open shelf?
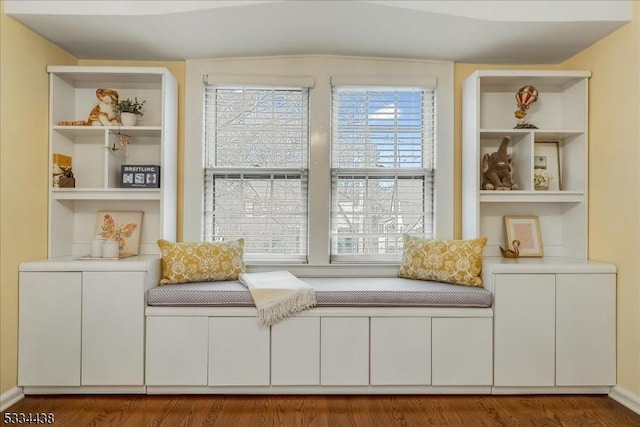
[48,66,177,258]
[463,70,590,259]
[52,188,162,201]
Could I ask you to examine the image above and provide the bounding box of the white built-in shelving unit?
[463,70,616,391]
[462,70,590,258]
[18,66,177,391]
[47,66,177,257]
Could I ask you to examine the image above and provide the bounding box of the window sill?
[245,262,401,278]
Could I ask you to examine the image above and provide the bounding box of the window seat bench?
[145,277,496,394]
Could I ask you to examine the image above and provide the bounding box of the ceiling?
[4,1,633,64]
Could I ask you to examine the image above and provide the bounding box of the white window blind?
[203,85,308,261]
[331,86,435,261]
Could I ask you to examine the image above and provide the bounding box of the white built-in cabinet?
[486,261,617,389]
[19,66,176,392]
[19,257,160,390]
[145,311,494,390]
[463,70,617,391]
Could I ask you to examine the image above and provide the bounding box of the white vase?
[120,112,138,126]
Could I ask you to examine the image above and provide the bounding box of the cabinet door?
[18,272,81,386]
[321,317,369,385]
[556,274,616,386]
[432,317,493,386]
[81,272,145,385]
[494,274,555,386]
[208,317,270,386]
[370,317,431,385]
[271,317,320,385]
[146,316,208,386]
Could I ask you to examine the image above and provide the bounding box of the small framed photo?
[504,215,543,257]
[534,141,561,191]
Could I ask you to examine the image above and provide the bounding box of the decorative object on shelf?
[52,153,74,188]
[534,169,553,190]
[95,211,143,256]
[108,130,131,151]
[504,215,543,257]
[58,167,76,188]
[534,141,561,190]
[58,88,121,126]
[499,239,521,258]
[116,97,146,126]
[90,236,105,258]
[514,85,539,129]
[102,240,120,258]
[121,165,161,188]
[481,136,517,190]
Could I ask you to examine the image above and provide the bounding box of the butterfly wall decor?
[95,211,143,256]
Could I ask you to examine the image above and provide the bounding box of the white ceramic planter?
[121,112,138,126]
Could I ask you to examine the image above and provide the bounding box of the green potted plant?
[116,97,147,126]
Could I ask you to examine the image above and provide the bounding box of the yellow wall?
[562,3,640,396]
[0,3,77,393]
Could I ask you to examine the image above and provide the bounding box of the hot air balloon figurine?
[514,85,539,129]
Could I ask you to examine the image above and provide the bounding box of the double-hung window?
[186,58,453,272]
[202,84,309,262]
[331,84,436,262]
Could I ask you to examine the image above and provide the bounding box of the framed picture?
[95,211,143,257]
[534,141,560,191]
[504,215,543,257]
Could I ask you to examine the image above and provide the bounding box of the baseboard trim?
[146,385,493,395]
[22,385,146,395]
[609,385,640,415]
[492,385,610,395]
[0,387,25,412]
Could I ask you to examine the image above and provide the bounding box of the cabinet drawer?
[271,317,320,386]
[146,316,208,386]
[556,274,616,386]
[370,317,431,385]
[208,317,270,386]
[494,274,555,386]
[82,272,145,385]
[432,317,492,385]
[321,317,369,385]
[18,272,82,386]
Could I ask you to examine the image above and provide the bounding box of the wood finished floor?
[3,395,640,427]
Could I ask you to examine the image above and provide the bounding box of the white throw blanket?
[238,271,317,326]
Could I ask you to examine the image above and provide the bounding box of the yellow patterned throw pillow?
[157,239,246,285]
[398,234,487,287]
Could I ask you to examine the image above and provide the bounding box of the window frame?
[201,84,310,262]
[330,84,436,262]
[185,56,454,276]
